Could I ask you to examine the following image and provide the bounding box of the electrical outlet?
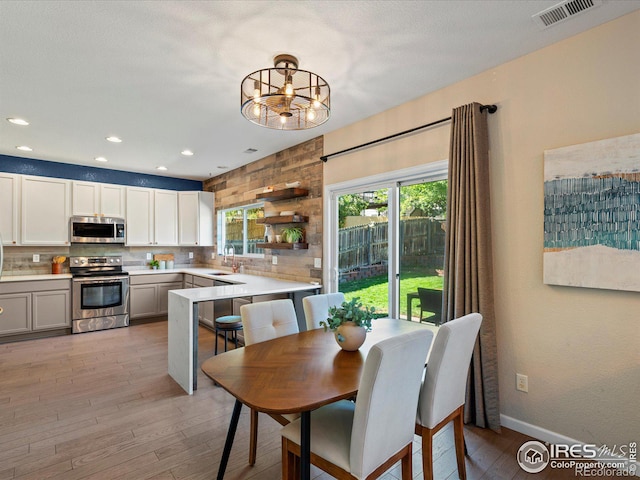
[516,373,528,392]
[211,252,216,259]
[272,256,278,265]
[314,257,322,268]
[146,253,152,261]
[33,254,40,263]
[189,252,194,259]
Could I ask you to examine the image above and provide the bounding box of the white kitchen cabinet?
[130,273,183,319]
[126,187,154,245]
[154,190,178,246]
[0,279,71,337]
[178,191,214,246]
[21,176,70,245]
[72,181,125,218]
[126,187,178,246]
[0,173,20,245]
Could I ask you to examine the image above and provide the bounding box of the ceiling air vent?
[532,0,603,29]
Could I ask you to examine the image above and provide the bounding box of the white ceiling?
[1,0,638,181]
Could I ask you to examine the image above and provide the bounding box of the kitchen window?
[217,204,265,257]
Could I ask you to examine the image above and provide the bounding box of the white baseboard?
[500,414,639,477]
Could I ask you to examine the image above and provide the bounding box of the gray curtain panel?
[443,102,501,432]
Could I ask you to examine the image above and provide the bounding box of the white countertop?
[1,268,321,299]
[0,273,72,282]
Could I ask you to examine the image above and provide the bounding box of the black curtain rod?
[320,104,498,162]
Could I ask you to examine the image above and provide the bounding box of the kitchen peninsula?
[167,272,320,394]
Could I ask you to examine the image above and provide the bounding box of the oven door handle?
[73,276,129,283]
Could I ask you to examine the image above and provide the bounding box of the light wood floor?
[0,322,588,480]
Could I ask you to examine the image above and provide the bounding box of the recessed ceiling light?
[16,145,33,151]
[244,148,258,154]
[7,118,29,126]
[95,157,108,162]
[106,136,122,143]
[181,149,194,156]
[217,166,228,169]
[156,166,168,171]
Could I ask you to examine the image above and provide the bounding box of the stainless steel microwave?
[70,216,126,244]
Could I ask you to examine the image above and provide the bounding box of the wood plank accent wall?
[202,137,323,283]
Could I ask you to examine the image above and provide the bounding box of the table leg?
[217,399,243,480]
[300,410,310,480]
[192,302,199,391]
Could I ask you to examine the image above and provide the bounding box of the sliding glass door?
[327,162,447,321]
[398,179,446,322]
[337,189,391,317]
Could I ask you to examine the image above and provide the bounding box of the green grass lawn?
[340,267,443,320]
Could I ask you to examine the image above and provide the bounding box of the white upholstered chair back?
[417,313,482,429]
[302,292,345,330]
[240,299,299,345]
[350,329,433,478]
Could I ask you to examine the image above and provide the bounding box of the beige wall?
[324,12,640,447]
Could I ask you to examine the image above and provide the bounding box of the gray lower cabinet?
[130,273,183,319]
[192,276,214,327]
[0,279,71,337]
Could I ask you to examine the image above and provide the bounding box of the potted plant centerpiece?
[320,297,376,351]
[149,260,159,270]
[282,226,304,244]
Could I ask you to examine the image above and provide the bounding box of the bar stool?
[214,315,243,355]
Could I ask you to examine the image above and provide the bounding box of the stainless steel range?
[70,256,130,333]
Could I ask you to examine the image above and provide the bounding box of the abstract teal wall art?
[543,133,640,292]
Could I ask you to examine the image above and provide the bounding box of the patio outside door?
[330,176,446,321]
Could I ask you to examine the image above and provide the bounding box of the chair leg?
[401,445,413,480]
[281,437,299,480]
[453,406,467,479]
[420,425,435,480]
[234,330,239,349]
[214,328,219,355]
[249,408,258,465]
[223,331,229,353]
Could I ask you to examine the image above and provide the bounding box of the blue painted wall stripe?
[0,154,202,191]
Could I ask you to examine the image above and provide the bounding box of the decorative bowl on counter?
[285,181,301,188]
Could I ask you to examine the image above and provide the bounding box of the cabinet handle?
[0,307,3,315]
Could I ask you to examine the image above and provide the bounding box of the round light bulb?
[253,104,261,116]
[280,115,287,124]
[284,75,294,96]
[306,109,316,121]
[253,80,261,100]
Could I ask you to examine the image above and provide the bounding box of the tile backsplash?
[0,245,213,276]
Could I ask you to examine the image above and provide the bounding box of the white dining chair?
[281,329,433,480]
[415,312,483,480]
[240,298,300,465]
[302,292,345,330]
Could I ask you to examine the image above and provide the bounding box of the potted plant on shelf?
[282,226,304,244]
[320,297,376,351]
[149,260,159,270]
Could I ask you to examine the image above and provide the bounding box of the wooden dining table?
[200,318,434,480]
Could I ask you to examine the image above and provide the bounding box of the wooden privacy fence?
[223,219,265,254]
[338,217,444,273]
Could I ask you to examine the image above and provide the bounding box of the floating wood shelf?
[256,215,308,225]
[256,188,308,202]
[257,242,309,250]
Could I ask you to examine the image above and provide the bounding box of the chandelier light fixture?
[241,54,330,130]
